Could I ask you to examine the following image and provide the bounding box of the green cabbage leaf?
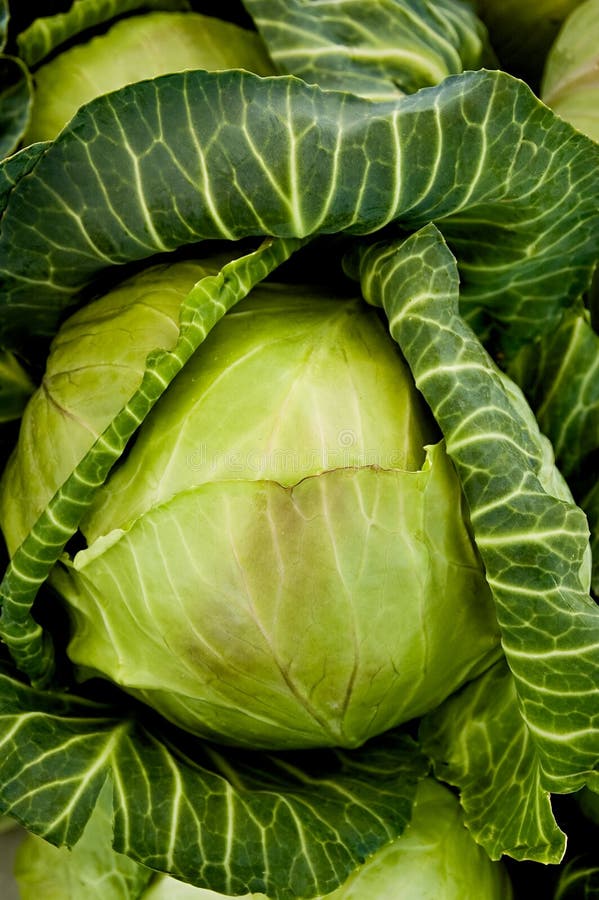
[16,0,192,68]
[243,0,490,99]
[0,661,427,898]
[349,223,598,857]
[0,68,596,347]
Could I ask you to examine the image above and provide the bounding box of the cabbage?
[24,11,275,143]
[541,0,599,142]
[0,1,597,897]
[1,261,500,749]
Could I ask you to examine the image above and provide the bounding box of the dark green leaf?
[14,782,154,899]
[0,140,48,211]
[581,478,599,597]
[0,68,597,347]
[244,0,489,98]
[0,667,119,844]
[505,309,599,595]
[0,0,8,53]
[506,309,599,485]
[0,661,427,898]
[0,55,32,158]
[0,350,34,422]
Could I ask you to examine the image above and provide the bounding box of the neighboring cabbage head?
[24,11,275,143]
[0,259,501,750]
[541,0,599,142]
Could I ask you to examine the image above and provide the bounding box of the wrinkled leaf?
[0,55,32,157]
[244,0,489,98]
[16,0,191,68]
[421,662,566,862]
[505,308,599,483]
[0,660,427,899]
[352,224,599,798]
[0,69,597,347]
[14,781,153,899]
[506,309,599,593]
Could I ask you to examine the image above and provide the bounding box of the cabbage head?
[541,0,599,142]
[0,260,501,749]
[24,11,275,144]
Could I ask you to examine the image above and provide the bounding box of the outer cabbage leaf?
[0,68,597,347]
[582,478,599,597]
[0,350,33,423]
[243,0,489,99]
[420,661,567,862]
[14,777,512,900]
[16,0,191,68]
[554,860,599,899]
[0,55,32,157]
[351,224,599,853]
[0,0,7,51]
[506,307,599,595]
[0,658,427,899]
[506,308,599,485]
[0,140,48,210]
[14,782,153,899]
